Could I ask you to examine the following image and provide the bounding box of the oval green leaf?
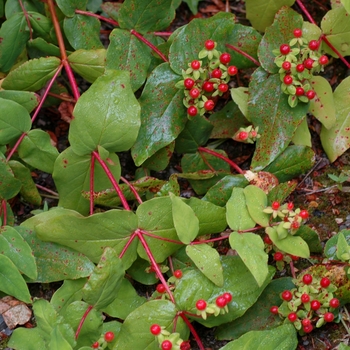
[244,185,270,227]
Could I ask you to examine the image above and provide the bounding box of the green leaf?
[114,300,188,350]
[131,63,186,166]
[263,145,315,182]
[35,209,138,268]
[142,142,175,171]
[230,87,249,119]
[336,233,350,261]
[68,49,106,83]
[257,6,302,73]
[321,6,350,57]
[248,68,309,170]
[17,129,59,173]
[2,57,61,91]
[82,247,125,310]
[292,117,312,147]
[0,162,20,204]
[342,0,350,13]
[266,227,310,258]
[295,225,323,253]
[308,76,336,129]
[170,192,199,244]
[216,277,295,340]
[27,37,61,58]
[64,14,103,50]
[69,70,140,156]
[49,322,75,350]
[53,147,121,215]
[56,0,87,17]
[17,225,95,283]
[229,232,268,287]
[174,256,275,327]
[220,324,297,350]
[0,90,39,112]
[8,328,47,350]
[244,185,270,227]
[127,257,159,285]
[28,11,53,42]
[0,226,37,280]
[320,76,350,162]
[245,0,296,32]
[226,187,256,231]
[118,0,175,34]
[324,230,350,259]
[186,244,223,286]
[0,254,31,303]
[0,12,29,72]
[0,98,32,145]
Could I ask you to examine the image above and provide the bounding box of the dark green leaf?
[324,230,350,259]
[0,90,39,112]
[27,38,61,58]
[142,142,175,171]
[28,11,53,42]
[295,225,323,253]
[56,0,87,17]
[0,155,22,200]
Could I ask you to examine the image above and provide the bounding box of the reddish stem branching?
[19,0,33,40]
[120,176,143,204]
[119,231,138,259]
[191,235,229,245]
[140,230,183,245]
[179,312,205,350]
[92,151,130,211]
[198,146,244,174]
[226,44,260,67]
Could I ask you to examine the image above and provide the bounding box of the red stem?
[75,9,119,26]
[179,312,205,350]
[154,31,173,36]
[75,305,94,340]
[92,151,130,211]
[136,229,175,303]
[19,0,33,40]
[191,235,229,245]
[295,0,316,24]
[225,44,260,66]
[1,200,7,227]
[6,64,64,161]
[35,184,59,196]
[90,153,95,215]
[140,230,183,245]
[120,176,143,204]
[119,231,138,259]
[197,146,244,174]
[130,29,168,62]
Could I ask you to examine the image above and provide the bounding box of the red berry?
[272,201,280,210]
[92,342,99,349]
[263,235,273,245]
[191,60,201,70]
[274,252,284,261]
[104,331,115,342]
[184,78,195,89]
[156,284,166,293]
[291,221,300,230]
[161,340,173,350]
[319,55,329,65]
[202,81,214,92]
[302,274,313,285]
[216,296,227,308]
[196,299,207,311]
[280,44,291,55]
[282,61,291,70]
[180,341,191,350]
[299,210,309,219]
[296,64,305,73]
[205,39,215,50]
[223,292,232,303]
[150,324,162,335]
[303,324,313,333]
[311,300,321,310]
[218,83,229,93]
[283,75,293,85]
[304,58,314,69]
[301,293,310,303]
[308,40,319,51]
[324,312,334,322]
[287,202,294,210]
[288,312,298,322]
[293,28,302,38]
[281,290,293,301]
[227,65,238,76]
[290,255,299,261]
[329,298,340,308]
[187,106,198,116]
[204,100,215,111]
[296,87,304,96]
[238,131,248,140]
[270,306,279,314]
[302,318,311,326]
[174,270,182,279]
[250,130,257,138]
[211,68,222,79]
[189,88,200,99]
[320,277,331,288]
[220,53,231,64]
[306,90,316,100]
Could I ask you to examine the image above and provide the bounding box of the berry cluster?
[150,324,188,350]
[270,274,340,334]
[91,331,115,349]
[195,292,232,320]
[232,125,260,144]
[175,40,238,118]
[273,29,329,107]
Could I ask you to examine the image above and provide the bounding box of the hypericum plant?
[0,0,350,349]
